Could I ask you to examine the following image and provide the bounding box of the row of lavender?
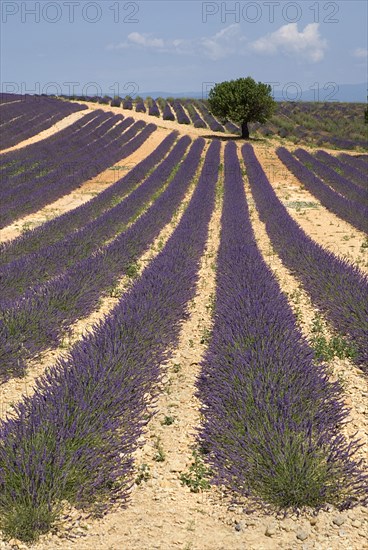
[277,147,367,233]
[273,101,367,150]
[0,132,177,265]
[338,152,368,175]
[244,145,368,370]
[1,111,117,187]
[198,142,367,511]
[0,141,220,542]
[0,111,157,228]
[0,93,25,104]
[68,93,240,134]
[0,135,187,304]
[294,148,368,205]
[314,150,367,190]
[0,95,87,150]
[0,137,205,382]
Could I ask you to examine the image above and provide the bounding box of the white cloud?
[107,33,165,51]
[251,23,327,62]
[200,24,247,60]
[352,47,368,58]
[127,33,164,49]
[107,23,327,63]
[106,24,247,61]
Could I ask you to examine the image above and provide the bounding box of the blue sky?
[1,0,367,99]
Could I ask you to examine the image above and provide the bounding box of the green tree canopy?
[208,77,276,139]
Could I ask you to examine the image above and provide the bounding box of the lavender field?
[0,94,367,547]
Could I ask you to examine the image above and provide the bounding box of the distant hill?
[139,91,203,100]
[272,83,367,103]
[138,83,367,103]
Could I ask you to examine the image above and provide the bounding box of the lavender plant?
[294,148,368,205]
[0,132,177,266]
[277,147,367,233]
[0,95,87,150]
[197,142,367,512]
[135,101,146,113]
[243,144,368,371]
[0,138,207,381]
[0,141,220,542]
[338,153,368,174]
[0,117,154,228]
[315,150,368,190]
[183,100,207,129]
[0,137,191,303]
[148,99,160,117]
[194,101,225,132]
[170,101,190,124]
[162,102,175,121]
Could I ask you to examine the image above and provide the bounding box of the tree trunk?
[241,121,250,139]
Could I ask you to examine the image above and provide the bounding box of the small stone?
[228,505,237,512]
[281,518,295,532]
[234,521,244,532]
[332,514,346,526]
[265,522,277,536]
[244,518,257,526]
[168,461,184,473]
[309,516,318,526]
[296,529,309,541]
[339,529,347,537]
[351,519,362,528]
[358,529,368,537]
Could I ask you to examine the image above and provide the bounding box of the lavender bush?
[194,101,225,132]
[162,102,175,121]
[197,141,367,512]
[0,138,208,381]
[0,141,220,542]
[170,101,190,124]
[0,95,87,150]
[148,99,160,117]
[315,150,368,190]
[338,153,368,174]
[243,144,368,371]
[0,132,177,266]
[183,100,207,128]
[0,116,152,228]
[294,148,368,205]
[122,99,133,109]
[1,112,125,194]
[0,136,190,304]
[110,97,122,107]
[135,101,146,113]
[277,147,367,233]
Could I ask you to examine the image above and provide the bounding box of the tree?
[207,77,276,139]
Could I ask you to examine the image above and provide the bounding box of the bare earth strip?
[0,110,89,154]
[252,144,368,272]
[0,127,169,243]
